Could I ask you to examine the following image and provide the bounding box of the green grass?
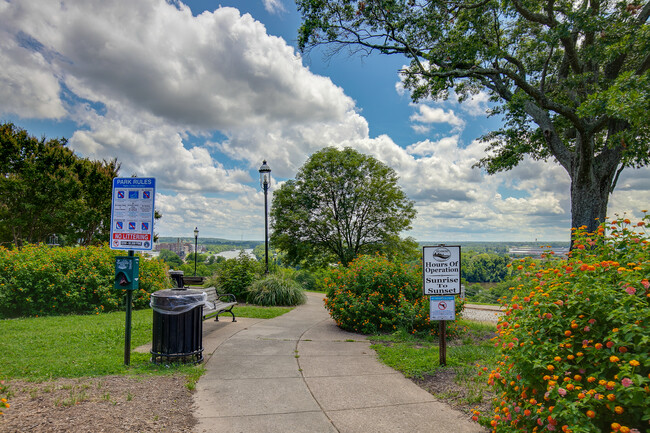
[0,304,292,381]
[368,319,498,410]
[369,320,498,379]
[234,305,294,319]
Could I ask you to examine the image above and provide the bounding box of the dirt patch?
[0,375,195,433]
[411,368,494,416]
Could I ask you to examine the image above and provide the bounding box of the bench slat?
[201,287,237,322]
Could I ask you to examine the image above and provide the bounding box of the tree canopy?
[0,123,119,247]
[270,147,416,267]
[297,0,650,233]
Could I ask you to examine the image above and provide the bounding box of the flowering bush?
[324,254,465,335]
[477,215,649,433]
[0,244,169,317]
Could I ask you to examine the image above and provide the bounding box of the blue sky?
[1,0,647,242]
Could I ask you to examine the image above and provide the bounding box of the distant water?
[215,249,256,260]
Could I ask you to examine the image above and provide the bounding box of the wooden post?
[439,320,447,366]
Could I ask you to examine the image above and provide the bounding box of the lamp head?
[258,160,271,189]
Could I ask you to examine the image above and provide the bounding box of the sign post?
[423,245,461,366]
[110,177,155,366]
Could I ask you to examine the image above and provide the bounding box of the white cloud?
[262,0,286,14]
[410,105,465,131]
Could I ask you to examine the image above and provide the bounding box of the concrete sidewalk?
[193,292,486,433]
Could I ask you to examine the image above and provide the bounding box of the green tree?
[158,249,183,268]
[0,123,119,248]
[297,0,650,234]
[271,147,416,267]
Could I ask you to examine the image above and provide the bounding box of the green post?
[124,250,135,366]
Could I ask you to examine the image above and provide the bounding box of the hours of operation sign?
[423,245,461,295]
[110,178,155,251]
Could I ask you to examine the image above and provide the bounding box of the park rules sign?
[423,245,461,295]
[110,177,156,251]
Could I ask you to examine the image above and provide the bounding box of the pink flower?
[621,378,633,387]
[547,424,556,431]
[558,388,567,396]
[641,279,649,289]
[588,319,596,324]
[583,326,590,332]
[625,286,636,295]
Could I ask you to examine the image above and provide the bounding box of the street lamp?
[258,160,271,274]
[193,227,199,277]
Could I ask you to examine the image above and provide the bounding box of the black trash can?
[169,270,184,288]
[150,289,206,364]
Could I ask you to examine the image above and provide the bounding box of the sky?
[1,0,648,243]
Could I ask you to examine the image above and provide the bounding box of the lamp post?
[193,227,199,277]
[258,160,271,274]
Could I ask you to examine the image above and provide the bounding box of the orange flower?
[629,360,640,367]
[586,410,595,418]
[610,355,620,363]
[614,406,624,414]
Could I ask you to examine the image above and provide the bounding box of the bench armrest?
[217,293,237,303]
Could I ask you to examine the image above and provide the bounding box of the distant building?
[155,238,206,258]
[508,246,570,257]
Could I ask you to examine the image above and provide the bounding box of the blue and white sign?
[110,177,155,251]
[429,296,455,321]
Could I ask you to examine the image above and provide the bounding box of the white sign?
[423,245,461,295]
[429,296,456,321]
[110,177,155,251]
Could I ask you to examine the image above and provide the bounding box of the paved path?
[193,292,486,433]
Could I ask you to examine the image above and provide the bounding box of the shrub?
[0,244,169,317]
[206,251,262,299]
[293,269,318,291]
[478,216,649,433]
[246,274,307,306]
[324,254,465,335]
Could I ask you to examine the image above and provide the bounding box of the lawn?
[0,305,292,381]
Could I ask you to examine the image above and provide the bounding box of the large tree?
[270,147,416,267]
[0,123,119,247]
[297,0,650,234]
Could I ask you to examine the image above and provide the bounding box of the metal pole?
[194,234,198,276]
[124,250,134,366]
[264,183,269,274]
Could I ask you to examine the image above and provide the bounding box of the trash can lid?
[169,270,184,275]
[150,289,206,310]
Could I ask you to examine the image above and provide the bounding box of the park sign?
[422,245,461,295]
[110,177,155,251]
[429,296,455,321]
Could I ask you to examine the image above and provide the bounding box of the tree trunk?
[569,153,618,235]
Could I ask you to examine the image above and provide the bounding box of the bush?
[324,254,465,335]
[0,244,169,317]
[206,251,262,299]
[293,269,318,291]
[478,216,649,433]
[246,274,307,306]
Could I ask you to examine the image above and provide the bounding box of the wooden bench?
[201,287,237,322]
